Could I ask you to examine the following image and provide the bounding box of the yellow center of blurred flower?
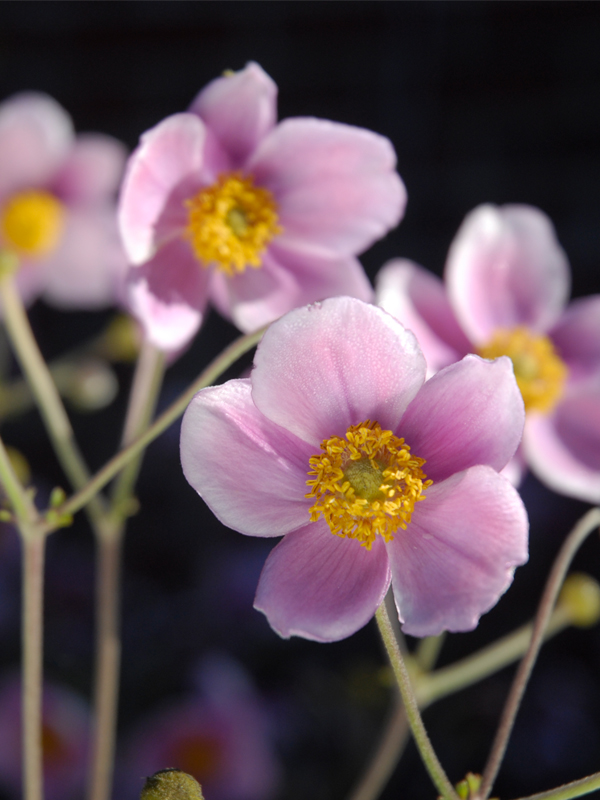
[184,172,282,277]
[306,420,431,550]
[478,326,567,414]
[169,733,222,781]
[0,190,65,257]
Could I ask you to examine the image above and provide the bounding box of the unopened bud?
[6,446,30,486]
[97,314,141,363]
[558,573,600,628]
[140,769,204,800]
[65,358,118,411]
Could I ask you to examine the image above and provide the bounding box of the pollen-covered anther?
[306,420,432,549]
[184,172,282,277]
[478,326,567,414]
[1,190,65,257]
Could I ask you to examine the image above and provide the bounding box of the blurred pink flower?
[119,62,406,350]
[0,92,128,309]
[119,655,280,800]
[181,297,528,641]
[0,674,90,800]
[376,204,600,501]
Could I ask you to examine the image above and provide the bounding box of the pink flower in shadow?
[376,204,600,501]
[181,297,528,642]
[119,655,280,800]
[0,674,90,800]
[119,62,406,350]
[0,92,128,309]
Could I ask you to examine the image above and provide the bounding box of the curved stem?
[375,603,459,800]
[479,507,600,800]
[55,324,268,523]
[511,771,600,800]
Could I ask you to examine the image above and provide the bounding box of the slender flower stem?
[21,532,46,800]
[511,771,600,800]
[53,324,268,524]
[375,603,459,800]
[479,507,600,800]
[88,342,165,800]
[0,274,107,523]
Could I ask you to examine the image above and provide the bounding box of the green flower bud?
[558,573,600,628]
[140,769,204,800]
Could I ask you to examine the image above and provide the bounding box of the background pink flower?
[376,204,600,501]
[0,92,128,309]
[181,297,528,642]
[118,655,280,800]
[119,62,406,350]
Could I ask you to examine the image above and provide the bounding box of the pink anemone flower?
[119,62,406,351]
[180,297,528,642]
[0,92,128,309]
[376,204,600,501]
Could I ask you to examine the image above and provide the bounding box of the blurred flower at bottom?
[118,654,280,800]
[0,673,90,800]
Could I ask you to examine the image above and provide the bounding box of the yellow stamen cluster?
[479,326,567,414]
[306,420,432,550]
[0,190,65,257]
[184,172,282,277]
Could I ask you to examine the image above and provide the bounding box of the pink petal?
[375,259,471,374]
[445,204,571,344]
[399,355,525,482]
[550,295,600,378]
[254,520,391,642]
[500,446,528,488]
[118,113,208,264]
[210,241,373,333]
[0,92,73,197]
[249,118,406,256]
[181,379,314,537]
[251,297,426,447]
[524,380,600,502]
[52,134,127,203]
[189,62,278,168]
[126,238,210,351]
[387,466,529,637]
[41,208,128,309]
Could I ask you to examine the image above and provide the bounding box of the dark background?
[1,3,600,800]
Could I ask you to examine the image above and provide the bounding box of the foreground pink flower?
[376,204,600,501]
[118,655,279,800]
[181,297,528,641]
[119,62,406,350]
[0,92,128,308]
[0,674,90,800]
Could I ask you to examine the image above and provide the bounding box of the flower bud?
[558,573,600,628]
[140,769,204,800]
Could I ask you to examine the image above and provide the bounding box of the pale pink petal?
[446,205,570,344]
[0,93,73,197]
[387,467,529,637]
[249,118,406,256]
[189,62,278,168]
[375,259,471,374]
[399,355,525,482]
[550,295,600,378]
[210,241,373,333]
[118,113,208,264]
[52,134,127,203]
[41,208,128,309]
[126,238,210,351]
[500,447,528,488]
[181,379,314,537]
[251,297,426,447]
[254,520,391,642]
[524,380,600,502]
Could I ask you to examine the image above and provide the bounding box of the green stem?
[479,507,600,800]
[88,341,165,800]
[21,532,47,800]
[375,603,459,800]
[54,323,268,523]
[511,771,600,800]
[0,433,33,523]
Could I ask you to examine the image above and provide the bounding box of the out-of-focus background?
[0,4,599,800]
